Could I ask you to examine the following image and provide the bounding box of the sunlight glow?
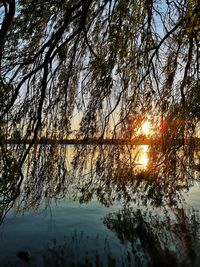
[136,145,149,169]
[140,154,149,167]
[141,121,150,135]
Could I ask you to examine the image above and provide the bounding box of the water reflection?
[1,205,200,267]
[104,207,200,267]
[2,231,134,267]
[0,143,200,266]
[136,145,149,169]
[0,144,199,219]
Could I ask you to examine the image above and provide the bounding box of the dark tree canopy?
[0,0,199,220]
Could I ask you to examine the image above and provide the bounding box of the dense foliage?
[0,0,199,220]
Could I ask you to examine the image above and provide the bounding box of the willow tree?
[0,0,199,217]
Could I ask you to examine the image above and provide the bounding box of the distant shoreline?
[5,137,200,148]
[6,138,152,146]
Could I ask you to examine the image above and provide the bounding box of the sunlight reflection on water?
[137,145,149,169]
[130,145,150,170]
[58,144,151,171]
[1,145,200,266]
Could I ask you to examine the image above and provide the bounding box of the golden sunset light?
[141,121,150,135]
[1,1,199,266]
[136,145,149,169]
[139,154,149,168]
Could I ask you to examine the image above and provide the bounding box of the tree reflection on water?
[104,207,200,267]
[0,143,200,266]
[0,143,200,213]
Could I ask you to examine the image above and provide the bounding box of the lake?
[0,145,200,266]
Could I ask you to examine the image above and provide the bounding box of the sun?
[141,121,150,135]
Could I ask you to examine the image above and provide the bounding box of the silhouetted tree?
[0,0,199,220]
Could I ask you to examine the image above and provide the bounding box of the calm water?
[0,198,129,266]
[0,145,200,266]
